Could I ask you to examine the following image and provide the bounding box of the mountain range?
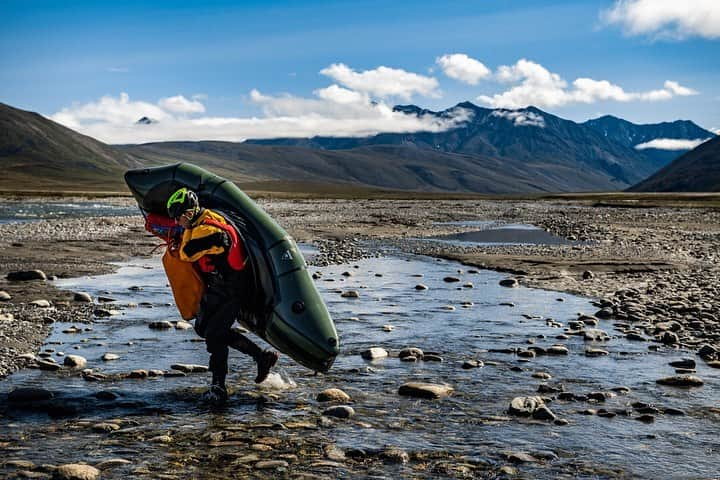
[0,101,716,193]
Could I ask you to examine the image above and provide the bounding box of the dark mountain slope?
[629,137,720,192]
[0,103,143,190]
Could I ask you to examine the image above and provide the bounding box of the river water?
[2,249,719,478]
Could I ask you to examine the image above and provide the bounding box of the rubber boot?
[254,350,279,383]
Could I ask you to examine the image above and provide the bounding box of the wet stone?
[414,284,429,290]
[499,278,519,288]
[669,358,696,369]
[508,396,545,417]
[0,290,11,301]
[37,359,60,371]
[462,360,483,369]
[532,372,552,379]
[317,388,351,402]
[532,405,557,421]
[546,345,569,355]
[102,353,119,361]
[398,382,453,399]
[423,354,443,362]
[443,276,460,283]
[54,464,100,480]
[585,348,609,357]
[92,422,120,433]
[171,363,208,373]
[7,270,47,281]
[73,292,93,303]
[656,375,704,387]
[636,415,655,424]
[63,355,87,369]
[341,290,359,298]
[95,458,132,470]
[149,321,173,329]
[254,460,289,470]
[361,347,388,360]
[175,321,193,330]
[322,405,355,419]
[30,299,51,308]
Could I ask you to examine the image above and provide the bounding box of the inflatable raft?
[124,163,339,373]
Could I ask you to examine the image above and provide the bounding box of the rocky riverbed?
[1,197,719,479]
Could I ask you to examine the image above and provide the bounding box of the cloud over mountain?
[634,137,711,151]
[436,53,491,85]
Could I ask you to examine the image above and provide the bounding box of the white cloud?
[476,59,697,109]
[49,87,468,145]
[635,138,711,150]
[491,109,545,128]
[319,63,439,100]
[603,0,720,40]
[436,53,491,85]
[158,95,206,114]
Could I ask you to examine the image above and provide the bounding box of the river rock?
[361,347,388,360]
[8,387,54,402]
[656,375,704,387]
[595,308,613,319]
[532,405,557,421]
[127,370,149,379]
[462,360,483,369]
[175,321,193,330]
[398,347,424,360]
[95,458,132,470]
[73,292,93,303]
[322,405,355,418]
[414,284,428,290]
[341,290,359,298]
[254,460,289,470]
[317,388,351,402]
[532,372,552,379]
[546,345,569,355]
[499,278,518,288]
[63,355,87,369]
[149,321,173,329]
[503,451,539,463]
[583,329,608,341]
[31,299,51,308]
[698,344,718,360]
[423,354,443,362]
[585,348,609,357]
[37,359,60,371]
[398,382,453,399]
[171,363,208,373]
[7,270,47,281]
[102,353,119,361]
[54,464,100,480]
[381,447,410,464]
[582,270,594,280]
[92,422,120,433]
[669,359,695,369]
[508,396,545,417]
[660,332,679,345]
[0,290,11,301]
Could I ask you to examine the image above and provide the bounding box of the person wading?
[166,187,279,404]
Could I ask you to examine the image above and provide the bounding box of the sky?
[1,0,718,144]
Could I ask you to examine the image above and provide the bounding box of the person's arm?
[179,224,229,262]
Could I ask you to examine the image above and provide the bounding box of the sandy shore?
[1,197,719,378]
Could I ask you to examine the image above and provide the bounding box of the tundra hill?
[0,103,143,191]
[629,136,720,192]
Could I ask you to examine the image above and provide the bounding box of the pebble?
[499,278,519,288]
[443,276,460,283]
[171,363,209,373]
[398,382,453,399]
[317,388,351,402]
[102,353,119,361]
[414,284,428,290]
[175,320,193,330]
[73,292,93,303]
[54,464,100,480]
[6,270,47,281]
[322,405,355,418]
[254,460,289,470]
[462,360,483,369]
[399,347,424,359]
[149,321,174,329]
[340,290,359,298]
[656,375,704,387]
[30,299,51,308]
[63,355,87,369]
[361,347,388,360]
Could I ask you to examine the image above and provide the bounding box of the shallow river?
[2,251,719,478]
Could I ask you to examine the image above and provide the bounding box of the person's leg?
[227,329,279,383]
[195,289,236,401]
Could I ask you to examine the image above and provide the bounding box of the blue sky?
[1,0,718,143]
